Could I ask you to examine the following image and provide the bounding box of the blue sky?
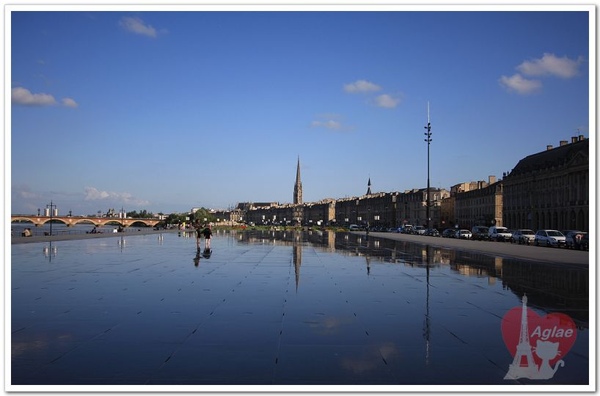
[8,7,592,215]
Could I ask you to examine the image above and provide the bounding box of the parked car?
[401,225,413,234]
[534,229,566,247]
[564,230,586,249]
[442,228,456,238]
[348,224,361,231]
[511,229,535,245]
[456,229,472,239]
[413,226,426,235]
[471,226,489,241]
[489,226,512,242]
[424,228,440,237]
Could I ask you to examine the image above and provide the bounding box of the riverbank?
[11,228,181,244]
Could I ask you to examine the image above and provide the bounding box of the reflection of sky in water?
[11,230,589,387]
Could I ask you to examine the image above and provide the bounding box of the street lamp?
[424,102,432,230]
[46,201,57,236]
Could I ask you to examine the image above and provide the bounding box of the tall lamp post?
[424,102,432,230]
[46,201,57,236]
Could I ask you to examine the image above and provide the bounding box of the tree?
[191,208,216,224]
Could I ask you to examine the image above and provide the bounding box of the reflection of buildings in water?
[447,249,588,327]
[293,231,302,292]
[238,230,589,327]
[423,245,432,366]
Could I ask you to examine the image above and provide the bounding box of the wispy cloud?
[119,16,161,38]
[311,119,342,130]
[12,87,57,106]
[344,79,400,109]
[343,80,382,94]
[498,74,542,95]
[499,53,583,95]
[84,187,150,206]
[373,94,400,108]
[12,87,78,108]
[310,114,352,132]
[62,98,78,108]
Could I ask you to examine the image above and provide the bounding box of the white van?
[489,226,512,242]
[349,224,361,231]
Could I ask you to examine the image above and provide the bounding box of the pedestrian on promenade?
[202,224,212,250]
[194,221,202,251]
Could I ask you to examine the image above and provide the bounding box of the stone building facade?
[334,188,449,229]
[454,180,504,229]
[502,136,589,231]
[212,138,589,232]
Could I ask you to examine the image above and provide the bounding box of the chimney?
[560,140,568,146]
[579,135,584,141]
[489,175,496,184]
[571,136,578,143]
[547,145,553,151]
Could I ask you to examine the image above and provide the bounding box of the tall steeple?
[366,177,372,195]
[294,156,303,204]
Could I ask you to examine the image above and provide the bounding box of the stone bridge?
[11,215,161,228]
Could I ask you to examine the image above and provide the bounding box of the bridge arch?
[11,216,161,228]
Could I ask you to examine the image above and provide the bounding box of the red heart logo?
[502,304,577,370]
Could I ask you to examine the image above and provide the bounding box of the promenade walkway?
[365,231,590,266]
[10,230,590,389]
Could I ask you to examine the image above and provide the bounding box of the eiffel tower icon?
[504,294,538,379]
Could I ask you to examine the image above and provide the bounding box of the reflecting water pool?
[10,230,590,389]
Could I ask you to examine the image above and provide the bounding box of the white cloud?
[12,87,79,108]
[517,53,583,79]
[84,187,150,206]
[311,119,342,130]
[119,16,158,38]
[62,98,78,108]
[12,87,57,106]
[374,94,400,108]
[343,80,382,94]
[311,114,353,132]
[499,74,542,95]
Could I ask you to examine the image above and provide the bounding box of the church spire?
[294,156,303,204]
[366,177,372,195]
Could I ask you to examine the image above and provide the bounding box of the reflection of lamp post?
[424,102,432,230]
[423,245,431,365]
[46,201,57,236]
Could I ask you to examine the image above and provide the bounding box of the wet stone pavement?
[10,230,590,389]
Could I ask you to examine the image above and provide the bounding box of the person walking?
[194,221,202,251]
[202,224,212,250]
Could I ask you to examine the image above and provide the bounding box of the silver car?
[534,229,566,247]
[511,229,535,245]
[456,229,472,239]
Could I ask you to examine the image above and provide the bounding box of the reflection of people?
[202,224,212,250]
[202,248,212,259]
[193,251,201,267]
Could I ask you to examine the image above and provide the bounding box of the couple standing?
[195,222,212,251]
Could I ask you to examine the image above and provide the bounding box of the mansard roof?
[509,138,588,177]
